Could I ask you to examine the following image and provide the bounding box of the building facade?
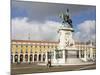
[11,40,96,64]
[11,40,58,63]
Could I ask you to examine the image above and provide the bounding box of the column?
[32,54,34,63]
[63,50,65,63]
[53,50,56,63]
[23,54,25,63]
[90,48,92,59]
[28,54,30,63]
[79,50,81,58]
[18,54,20,63]
[65,50,68,62]
[84,50,87,61]
[90,48,93,60]
[45,52,48,63]
[12,54,14,63]
[54,50,56,59]
[37,54,39,62]
[41,53,43,62]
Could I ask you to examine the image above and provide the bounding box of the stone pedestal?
[54,50,65,64]
[62,50,65,63]
[52,24,80,65]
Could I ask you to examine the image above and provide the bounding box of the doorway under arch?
[30,54,33,62]
[39,54,41,61]
[25,54,28,62]
[43,54,45,62]
[11,55,13,63]
[14,55,18,63]
[20,54,23,63]
[34,54,37,62]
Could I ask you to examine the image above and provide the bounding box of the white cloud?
[12,17,61,41]
[12,18,96,42]
[73,20,96,42]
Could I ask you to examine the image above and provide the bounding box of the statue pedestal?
[52,49,65,64]
[52,24,80,65]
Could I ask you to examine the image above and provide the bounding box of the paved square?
[11,63,96,75]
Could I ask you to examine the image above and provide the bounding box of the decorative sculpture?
[59,9,73,28]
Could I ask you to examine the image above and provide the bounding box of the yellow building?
[11,40,58,63]
[11,40,96,63]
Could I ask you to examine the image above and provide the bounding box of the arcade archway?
[34,54,37,62]
[25,54,28,62]
[43,54,45,62]
[14,55,18,63]
[39,54,41,61]
[30,54,33,62]
[11,55,13,63]
[20,54,23,63]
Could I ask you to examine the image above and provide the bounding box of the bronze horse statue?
[59,9,73,28]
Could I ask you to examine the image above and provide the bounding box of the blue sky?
[11,1,96,24]
[11,1,96,42]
